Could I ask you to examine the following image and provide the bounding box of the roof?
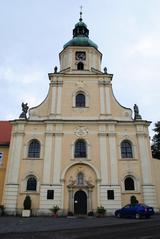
[0,121,12,146]
[63,17,98,50]
[63,37,98,49]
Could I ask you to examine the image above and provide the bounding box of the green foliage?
[23,195,31,210]
[50,205,60,214]
[96,206,106,215]
[151,121,160,159]
[130,195,138,206]
[87,211,94,216]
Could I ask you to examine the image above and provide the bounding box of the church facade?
[3,15,159,215]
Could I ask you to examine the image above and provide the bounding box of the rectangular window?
[107,190,114,200]
[47,190,54,200]
[0,152,3,164]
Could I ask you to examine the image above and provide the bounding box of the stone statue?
[104,67,107,74]
[19,102,29,119]
[134,104,142,120]
[54,66,58,73]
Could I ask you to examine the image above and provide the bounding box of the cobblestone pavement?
[0,215,159,239]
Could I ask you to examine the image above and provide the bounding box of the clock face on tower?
[75,51,86,61]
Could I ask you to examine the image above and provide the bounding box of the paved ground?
[0,214,159,238]
[0,215,153,233]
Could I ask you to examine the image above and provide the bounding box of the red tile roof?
[0,121,12,145]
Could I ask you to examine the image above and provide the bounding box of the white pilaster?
[99,127,109,184]
[99,85,105,115]
[137,133,152,185]
[56,81,63,115]
[42,131,53,184]
[53,129,63,184]
[6,133,17,183]
[105,86,111,115]
[108,132,118,184]
[50,82,57,114]
[4,127,24,214]
[8,132,24,184]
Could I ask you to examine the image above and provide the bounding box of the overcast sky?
[0,0,160,138]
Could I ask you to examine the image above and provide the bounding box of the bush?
[130,195,138,206]
[96,206,106,216]
[23,195,31,210]
[87,211,94,216]
[50,205,60,214]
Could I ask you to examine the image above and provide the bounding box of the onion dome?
[63,11,98,50]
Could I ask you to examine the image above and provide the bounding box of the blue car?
[115,203,155,219]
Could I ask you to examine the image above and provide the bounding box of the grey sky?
[0,0,160,137]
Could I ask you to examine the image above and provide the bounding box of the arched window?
[28,139,40,158]
[26,176,37,191]
[76,93,85,107]
[124,177,135,190]
[77,172,84,185]
[74,139,87,158]
[77,62,84,70]
[121,140,133,158]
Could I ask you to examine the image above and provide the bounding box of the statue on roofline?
[134,104,142,120]
[19,102,29,120]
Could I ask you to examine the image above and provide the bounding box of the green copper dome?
[64,36,98,49]
[63,14,98,50]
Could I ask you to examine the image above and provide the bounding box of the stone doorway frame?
[67,182,94,214]
[61,162,101,214]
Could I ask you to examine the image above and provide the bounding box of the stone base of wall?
[38,184,62,215]
[99,185,121,214]
[4,184,19,215]
[142,185,157,209]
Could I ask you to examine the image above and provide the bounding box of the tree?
[23,195,31,210]
[151,121,160,159]
[130,195,138,206]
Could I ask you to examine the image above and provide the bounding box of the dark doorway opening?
[74,190,87,215]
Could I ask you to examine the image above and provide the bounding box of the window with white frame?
[76,93,85,107]
[26,176,37,191]
[72,90,89,108]
[121,140,133,158]
[28,139,40,158]
[74,139,87,158]
[0,152,3,164]
[124,176,135,191]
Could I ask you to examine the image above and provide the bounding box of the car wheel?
[135,213,140,219]
[116,212,121,218]
[145,215,150,219]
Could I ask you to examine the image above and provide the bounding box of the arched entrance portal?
[74,190,87,215]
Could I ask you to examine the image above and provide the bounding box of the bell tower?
[59,11,102,73]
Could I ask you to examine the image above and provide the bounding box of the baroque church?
[3,13,160,215]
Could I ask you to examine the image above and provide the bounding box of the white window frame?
[0,152,3,164]
[72,89,89,108]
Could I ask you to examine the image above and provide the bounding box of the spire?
[73,8,89,38]
[79,5,83,22]
[63,9,98,50]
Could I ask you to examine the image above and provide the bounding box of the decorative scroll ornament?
[74,126,88,137]
[75,80,86,87]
